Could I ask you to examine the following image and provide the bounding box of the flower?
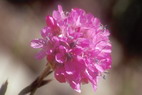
[31,5,112,93]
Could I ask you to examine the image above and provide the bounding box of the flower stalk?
[19,64,52,95]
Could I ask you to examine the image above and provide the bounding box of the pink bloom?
[31,5,112,92]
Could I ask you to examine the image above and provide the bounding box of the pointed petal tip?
[31,39,44,48]
[58,5,62,10]
[75,89,81,93]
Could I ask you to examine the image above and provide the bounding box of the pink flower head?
[31,5,112,92]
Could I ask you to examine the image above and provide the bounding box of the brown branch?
[19,65,53,95]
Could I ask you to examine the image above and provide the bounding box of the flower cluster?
[31,5,112,92]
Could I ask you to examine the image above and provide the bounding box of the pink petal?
[54,67,66,83]
[35,50,46,60]
[68,80,81,93]
[85,69,98,91]
[64,60,76,75]
[95,64,104,72]
[40,27,52,38]
[52,10,60,20]
[64,66,81,93]
[76,38,90,47]
[58,45,68,53]
[47,54,55,63]
[58,5,65,19]
[65,59,85,75]
[70,46,83,55]
[46,16,57,28]
[55,53,66,64]
[31,39,44,48]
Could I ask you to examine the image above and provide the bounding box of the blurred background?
[0,0,142,95]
